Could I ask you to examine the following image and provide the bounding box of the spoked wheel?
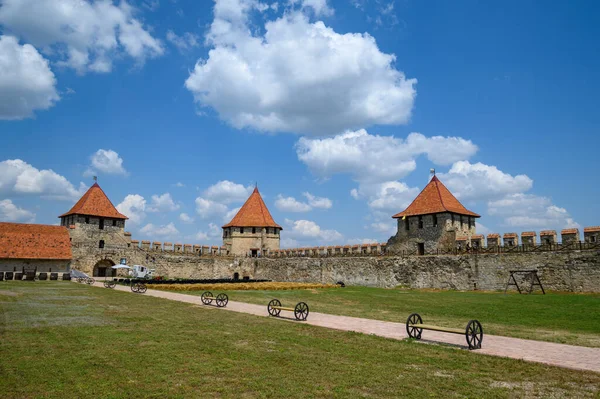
[108,281,116,289]
[215,293,228,307]
[103,280,111,288]
[294,302,309,321]
[201,291,213,305]
[465,320,483,350]
[77,277,84,283]
[137,283,147,294]
[86,278,95,285]
[267,299,281,317]
[131,283,139,293]
[406,313,423,339]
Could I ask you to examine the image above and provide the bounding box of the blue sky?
[1,0,599,247]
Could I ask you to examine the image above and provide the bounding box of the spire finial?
[93,175,97,182]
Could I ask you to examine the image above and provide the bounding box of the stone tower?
[222,187,281,256]
[387,176,480,254]
[59,183,130,268]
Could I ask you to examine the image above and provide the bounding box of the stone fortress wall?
[69,223,600,293]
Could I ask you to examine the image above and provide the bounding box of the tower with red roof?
[388,176,480,254]
[222,187,281,256]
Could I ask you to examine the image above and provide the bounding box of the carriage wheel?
[294,302,309,321]
[465,320,483,350]
[406,313,423,339]
[131,283,139,293]
[216,293,229,307]
[103,280,110,288]
[201,291,213,305]
[86,278,95,285]
[137,284,147,294]
[108,281,116,289]
[77,277,83,283]
[267,299,282,317]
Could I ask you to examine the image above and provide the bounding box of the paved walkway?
[95,283,600,373]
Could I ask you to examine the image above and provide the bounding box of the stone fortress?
[1,176,599,292]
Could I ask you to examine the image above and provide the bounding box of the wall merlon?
[561,228,580,244]
[153,241,162,251]
[164,242,173,251]
[141,240,151,250]
[174,243,182,252]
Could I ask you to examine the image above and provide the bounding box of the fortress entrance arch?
[93,259,116,277]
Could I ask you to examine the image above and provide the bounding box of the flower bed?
[151,282,340,291]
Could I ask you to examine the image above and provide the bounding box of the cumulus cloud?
[302,192,332,209]
[204,180,253,204]
[0,159,85,201]
[140,222,179,237]
[179,213,194,223]
[195,197,228,219]
[166,30,200,52]
[353,181,420,214]
[116,194,146,224]
[439,161,533,202]
[0,199,35,222]
[291,0,333,16]
[0,35,59,120]
[346,237,378,245]
[370,221,396,235]
[488,194,580,230]
[280,237,300,248]
[185,0,416,135]
[223,206,241,223]
[284,219,342,243]
[0,0,164,74]
[84,149,127,176]
[193,223,221,243]
[275,195,312,212]
[297,130,478,183]
[148,193,179,212]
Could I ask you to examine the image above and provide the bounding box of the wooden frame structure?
[504,270,545,294]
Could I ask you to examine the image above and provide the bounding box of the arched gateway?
[93,259,116,277]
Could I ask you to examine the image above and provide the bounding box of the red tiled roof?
[223,188,281,229]
[503,233,518,238]
[392,176,479,218]
[456,236,468,241]
[561,229,579,235]
[0,222,72,260]
[487,233,500,238]
[584,226,600,233]
[471,234,484,239]
[540,230,557,236]
[521,231,536,237]
[59,183,127,219]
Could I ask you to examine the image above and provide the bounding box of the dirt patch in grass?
[0,290,20,297]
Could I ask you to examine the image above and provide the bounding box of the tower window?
[99,218,104,230]
[240,228,244,234]
[432,214,438,227]
[418,216,423,229]
[113,220,117,227]
[252,227,256,234]
[85,217,90,224]
[451,214,455,224]
[460,216,463,229]
[404,218,409,231]
[99,240,105,249]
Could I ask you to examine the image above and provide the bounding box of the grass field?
[1,282,599,398]
[179,286,600,347]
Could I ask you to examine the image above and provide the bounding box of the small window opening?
[591,236,597,243]
[418,216,423,229]
[233,272,240,280]
[451,214,455,224]
[99,240,105,249]
[85,217,90,224]
[460,216,463,229]
[99,218,104,230]
[240,228,244,234]
[252,227,256,234]
[404,218,409,231]
[113,220,117,227]
[432,214,437,227]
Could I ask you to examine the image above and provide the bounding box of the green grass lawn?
[180,286,600,347]
[1,282,599,398]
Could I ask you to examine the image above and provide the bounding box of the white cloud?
[285,219,342,242]
[148,193,179,212]
[475,222,491,235]
[208,223,221,237]
[174,182,185,187]
[116,194,146,225]
[185,1,416,135]
[346,237,378,245]
[84,149,127,176]
[291,0,333,16]
[281,237,300,248]
[0,199,35,222]
[297,130,478,183]
[0,0,164,74]
[166,30,200,52]
[140,222,179,237]
[439,161,533,201]
[195,231,209,241]
[179,212,194,223]
[223,206,241,223]
[275,195,312,212]
[195,197,228,219]
[0,159,85,201]
[353,181,420,214]
[370,221,396,235]
[488,194,580,230]
[0,35,59,120]
[204,180,253,204]
[302,192,332,209]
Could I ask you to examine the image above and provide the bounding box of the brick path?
[95,283,600,373]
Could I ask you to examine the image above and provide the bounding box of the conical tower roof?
[223,187,281,229]
[392,176,479,218]
[59,183,128,219]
